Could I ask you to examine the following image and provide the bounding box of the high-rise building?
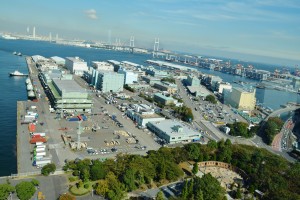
[224,87,256,111]
[96,71,124,93]
[33,26,36,39]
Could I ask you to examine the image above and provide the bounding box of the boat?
[13,51,17,55]
[1,34,17,40]
[17,52,22,56]
[28,90,35,98]
[9,70,28,77]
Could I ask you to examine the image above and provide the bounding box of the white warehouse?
[118,68,138,84]
[65,57,88,76]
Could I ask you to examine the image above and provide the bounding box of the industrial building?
[65,57,88,76]
[145,68,169,78]
[187,86,210,97]
[203,75,223,90]
[118,68,138,84]
[96,71,124,93]
[153,82,178,94]
[142,76,161,86]
[50,56,66,66]
[186,75,200,86]
[292,77,300,90]
[46,77,92,112]
[147,120,202,144]
[153,93,182,106]
[223,87,256,111]
[91,61,114,71]
[216,82,232,94]
[245,69,270,81]
[126,104,165,128]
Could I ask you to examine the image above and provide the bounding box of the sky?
[0,0,300,66]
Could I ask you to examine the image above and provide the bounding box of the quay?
[16,57,78,174]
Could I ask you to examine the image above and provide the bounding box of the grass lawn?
[70,182,92,196]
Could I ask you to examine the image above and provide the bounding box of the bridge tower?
[130,36,135,48]
[153,38,159,58]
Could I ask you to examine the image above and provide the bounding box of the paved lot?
[0,174,68,200]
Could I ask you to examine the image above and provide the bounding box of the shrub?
[41,163,56,176]
[31,179,39,186]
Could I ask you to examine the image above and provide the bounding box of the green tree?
[95,179,109,196]
[15,181,36,200]
[122,168,137,191]
[161,77,175,84]
[207,140,218,149]
[41,163,56,176]
[106,172,125,200]
[31,179,39,186]
[192,162,199,175]
[185,143,201,160]
[197,173,225,200]
[205,95,217,104]
[0,183,15,200]
[79,168,90,182]
[181,180,189,200]
[90,160,107,181]
[156,190,165,200]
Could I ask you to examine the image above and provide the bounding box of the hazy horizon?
[1,0,299,67]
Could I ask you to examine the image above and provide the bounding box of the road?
[175,79,296,162]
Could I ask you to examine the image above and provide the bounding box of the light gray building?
[65,57,88,76]
[147,120,202,144]
[48,78,93,112]
[186,75,200,86]
[96,71,124,93]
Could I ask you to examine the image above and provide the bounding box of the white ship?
[9,70,28,77]
[1,34,17,40]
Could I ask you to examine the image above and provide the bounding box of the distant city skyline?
[0,0,299,66]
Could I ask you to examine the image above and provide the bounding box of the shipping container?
[34,151,46,157]
[30,137,47,144]
[32,158,51,166]
[31,134,43,139]
[35,144,46,149]
[34,147,46,152]
[68,117,79,122]
[33,156,44,161]
[31,132,46,137]
[28,123,36,132]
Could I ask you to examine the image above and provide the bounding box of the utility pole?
[77,120,82,150]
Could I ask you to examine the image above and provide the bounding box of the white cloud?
[84,9,98,20]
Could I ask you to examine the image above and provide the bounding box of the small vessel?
[17,52,22,56]
[28,90,35,98]
[9,70,28,77]
[27,84,33,91]
[13,51,17,55]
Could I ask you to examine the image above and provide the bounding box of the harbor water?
[0,38,299,175]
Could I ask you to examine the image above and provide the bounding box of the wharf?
[16,56,77,174]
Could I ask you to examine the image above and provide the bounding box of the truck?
[33,156,44,161]
[32,158,51,167]
[34,147,46,152]
[30,137,47,144]
[31,132,46,137]
[34,151,46,157]
[35,144,46,149]
[36,142,44,146]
